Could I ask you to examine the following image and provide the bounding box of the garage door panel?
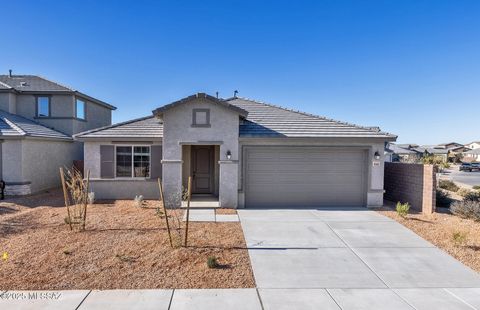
[245,147,367,208]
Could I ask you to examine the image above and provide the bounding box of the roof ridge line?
[0,80,12,89]
[232,96,394,135]
[1,116,27,136]
[36,75,76,91]
[0,109,71,138]
[74,115,156,138]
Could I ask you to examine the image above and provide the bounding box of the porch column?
[218,160,238,208]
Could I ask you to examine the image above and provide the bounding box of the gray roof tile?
[228,97,396,139]
[75,95,396,140]
[0,109,72,140]
[0,75,72,92]
[74,116,163,139]
[0,74,116,110]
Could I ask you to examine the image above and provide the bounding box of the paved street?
[441,167,480,187]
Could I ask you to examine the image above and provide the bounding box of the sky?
[1,0,479,145]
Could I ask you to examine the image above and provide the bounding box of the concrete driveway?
[239,208,480,309]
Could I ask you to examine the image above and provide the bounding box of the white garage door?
[245,147,367,208]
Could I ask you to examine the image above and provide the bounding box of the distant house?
[0,72,116,195]
[465,141,480,150]
[385,143,420,162]
[438,142,464,149]
[463,149,480,163]
[413,146,449,162]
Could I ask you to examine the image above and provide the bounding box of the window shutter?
[100,145,115,178]
[150,145,163,179]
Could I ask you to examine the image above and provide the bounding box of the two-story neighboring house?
[0,72,116,195]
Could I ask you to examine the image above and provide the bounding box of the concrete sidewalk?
[2,287,480,309]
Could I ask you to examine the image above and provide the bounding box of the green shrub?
[438,180,459,192]
[436,190,452,208]
[473,185,480,191]
[207,256,219,269]
[457,188,472,197]
[452,231,468,246]
[396,202,410,218]
[450,200,480,221]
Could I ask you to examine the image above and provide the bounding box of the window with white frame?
[37,96,50,117]
[76,98,86,120]
[115,146,150,178]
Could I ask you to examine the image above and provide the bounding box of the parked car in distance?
[460,163,480,172]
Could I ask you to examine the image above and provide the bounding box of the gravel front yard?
[0,189,254,290]
[377,206,480,273]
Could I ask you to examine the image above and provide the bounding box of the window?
[192,109,210,127]
[76,99,86,120]
[37,96,50,117]
[115,146,150,178]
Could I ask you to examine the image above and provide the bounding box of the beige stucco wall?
[84,140,162,199]
[22,139,77,193]
[161,98,240,208]
[0,93,16,113]
[8,93,112,136]
[1,138,76,194]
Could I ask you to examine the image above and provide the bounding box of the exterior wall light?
[226,150,232,160]
[374,151,381,160]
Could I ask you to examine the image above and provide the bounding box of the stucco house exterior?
[0,73,116,195]
[465,141,480,150]
[75,93,396,208]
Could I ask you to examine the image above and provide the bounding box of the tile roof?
[75,95,397,140]
[386,144,418,154]
[465,148,480,155]
[228,97,396,139]
[74,116,163,139]
[0,109,72,140]
[153,93,248,117]
[0,74,116,110]
[0,75,73,92]
[413,146,449,155]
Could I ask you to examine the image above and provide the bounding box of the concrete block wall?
[384,162,436,214]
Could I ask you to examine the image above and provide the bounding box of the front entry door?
[191,146,214,194]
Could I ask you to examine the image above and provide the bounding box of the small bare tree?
[60,167,90,231]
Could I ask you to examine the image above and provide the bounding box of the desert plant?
[62,248,73,255]
[396,202,410,218]
[463,191,480,202]
[60,167,90,231]
[473,185,480,191]
[134,195,145,207]
[436,189,452,208]
[87,192,95,205]
[207,256,219,269]
[457,188,473,197]
[452,231,468,247]
[450,200,480,221]
[438,180,459,192]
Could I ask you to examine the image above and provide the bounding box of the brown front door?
[191,145,214,194]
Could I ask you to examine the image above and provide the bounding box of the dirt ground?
[0,189,255,290]
[377,207,480,273]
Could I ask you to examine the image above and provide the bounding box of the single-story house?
[75,93,397,208]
